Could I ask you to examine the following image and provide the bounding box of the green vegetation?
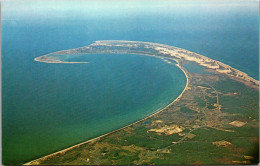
[28,46,259,165]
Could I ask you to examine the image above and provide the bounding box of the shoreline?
[36,40,258,88]
[34,57,89,64]
[26,40,257,164]
[93,40,258,88]
[25,59,189,165]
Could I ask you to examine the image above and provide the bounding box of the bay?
[1,0,258,164]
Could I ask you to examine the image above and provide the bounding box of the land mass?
[35,40,258,89]
[28,40,259,165]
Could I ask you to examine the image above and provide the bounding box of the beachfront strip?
[29,40,259,165]
[36,40,258,89]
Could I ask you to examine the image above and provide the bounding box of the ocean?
[1,0,259,164]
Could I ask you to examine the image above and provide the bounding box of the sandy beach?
[25,57,189,165]
[27,40,258,165]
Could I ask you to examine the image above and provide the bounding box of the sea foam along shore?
[24,58,189,165]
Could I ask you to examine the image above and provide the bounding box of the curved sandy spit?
[26,40,258,165]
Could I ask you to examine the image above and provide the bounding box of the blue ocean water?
[2,45,186,164]
[2,0,259,165]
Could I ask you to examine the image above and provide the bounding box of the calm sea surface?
[2,1,259,164]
